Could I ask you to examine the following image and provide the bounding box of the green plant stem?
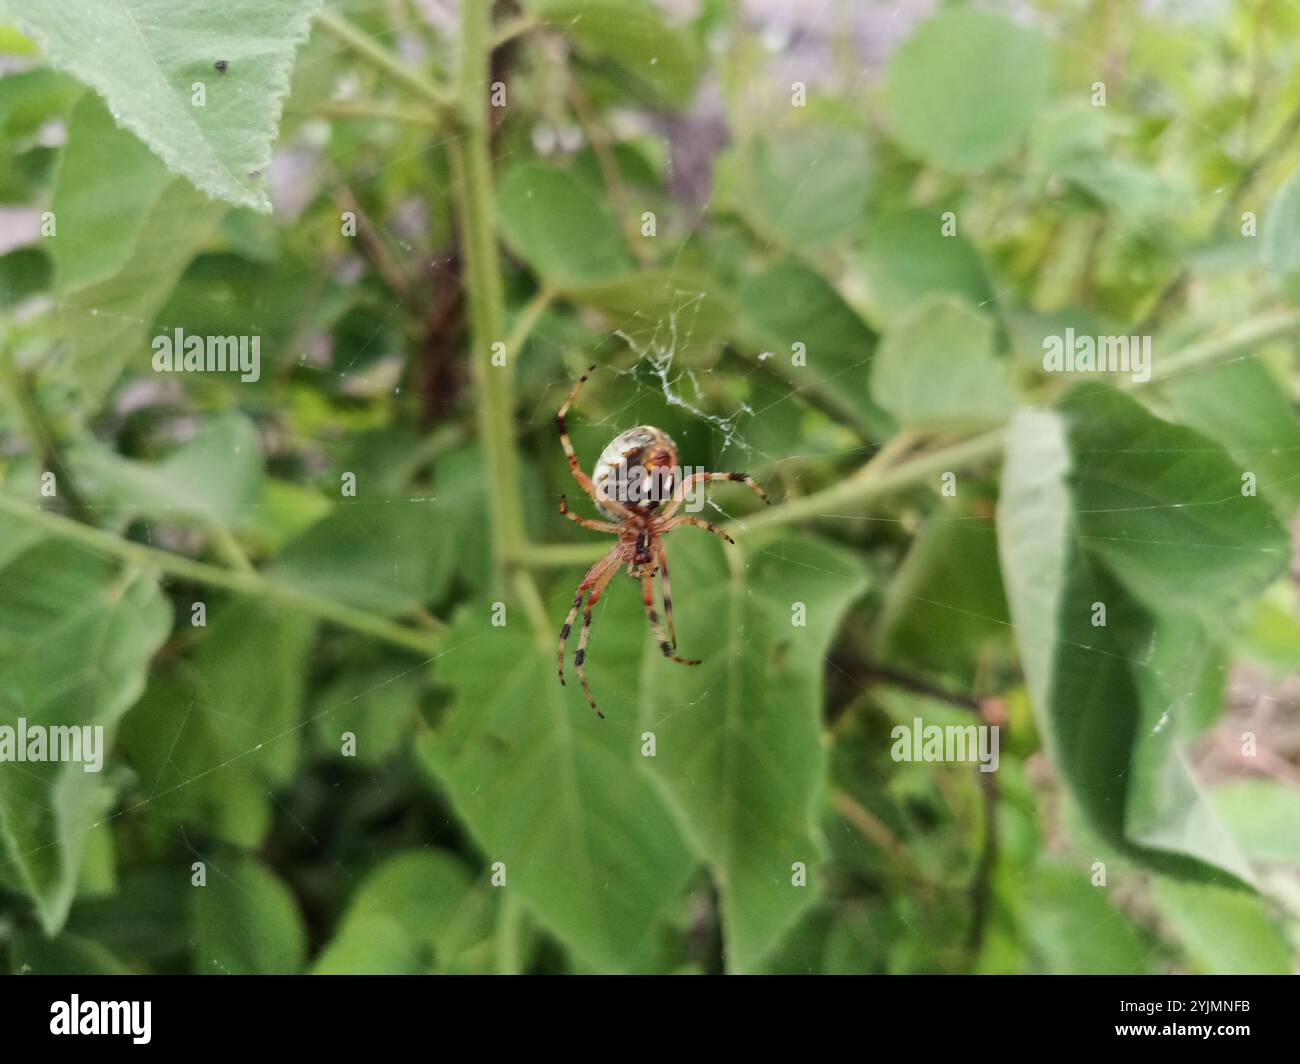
[314,102,444,126]
[315,10,455,115]
[1140,306,1300,386]
[0,344,90,520]
[527,302,1300,558]
[495,889,526,975]
[492,13,539,49]
[505,288,555,361]
[450,1,529,581]
[0,494,442,658]
[732,428,1007,538]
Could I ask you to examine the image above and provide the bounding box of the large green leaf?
[876,504,1011,685]
[1022,864,1152,974]
[639,534,869,972]
[0,516,170,933]
[717,128,870,253]
[497,163,632,285]
[871,296,1017,430]
[1264,169,1300,291]
[884,9,1050,172]
[524,0,701,107]
[1066,385,1289,625]
[268,497,453,617]
[4,0,321,211]
[416,600,697,971]
[1162,357,1300,509]
[73,412,263,531]
[120,599,315,847]
[738,259,891,437]
[997,388,1288,883]
[1211,780,1300,867]
[1151,878,1291,974]
[860,208,994,327]
[192,855,307,974]
[51,94,224,404]
[313,850,494,974]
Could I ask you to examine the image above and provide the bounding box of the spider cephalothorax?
[555,366,770,718]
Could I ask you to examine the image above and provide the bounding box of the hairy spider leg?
[653,542,679,649]
[659,470,770,520]
[559,494,620,533]
[658,514,736,545]
[641,565,701,667]
[575,560,620,718]
[557,552,620,694]
[555,365,635,521]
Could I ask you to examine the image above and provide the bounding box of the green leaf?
[639,534,869,972]
[884,9,1050,172]
[717,128,870,252]
[73,413,263,531]
[497,163,632,285]
[1211,780,1300,867]
[1066,385,1289,625]
[524,0,701,107]
[1151,878,1291,974]
[559,268,734,365]
[1023,865,1151,974]
[417,600,697,971]
[313,850,493,974]
[51,94,224,404]
[871,296,1016,430]
[192,856,307,974]
[997,389,1288,884]
[876,503,1011,685]
[1264,169,1300,290]
[860,208,994,327]
[268,498,450,617]
[1163,358,1300,509]
[0,519,170,934]
[311,666,422,767]
[120,600,315,847]
[5,0,321,211]
[10,931,130,974]
[737,258,891,437]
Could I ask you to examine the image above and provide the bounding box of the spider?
[555,366,770,718]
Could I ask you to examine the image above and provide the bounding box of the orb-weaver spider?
[555,366,770,717]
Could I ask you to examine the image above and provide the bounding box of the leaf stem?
[0,340,90,520]
[449,0,529,580]
[0,494,442,658]
[315,10,455,116]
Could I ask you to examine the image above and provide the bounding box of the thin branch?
[315,9,456,116]
[313,101,444,126]
[0,343,90,521]
[965,770,1000,962]
[492,13,540,50]
[505,288,555,362]
[0,493,443,658]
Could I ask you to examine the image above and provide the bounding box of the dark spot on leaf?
[214,59,228,73]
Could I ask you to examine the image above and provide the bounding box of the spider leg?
[558,551,620,692]
[659,514,735,545]
[641,567,700,667]
[559,494,620,533]
[575,562,620,718]
[556,365,635,520]
[660,470,771,519]
[653,542,679,649]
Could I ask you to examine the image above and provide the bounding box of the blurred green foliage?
[0,0,1298,975]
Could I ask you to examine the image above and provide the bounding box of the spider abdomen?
[591,425,679,516]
